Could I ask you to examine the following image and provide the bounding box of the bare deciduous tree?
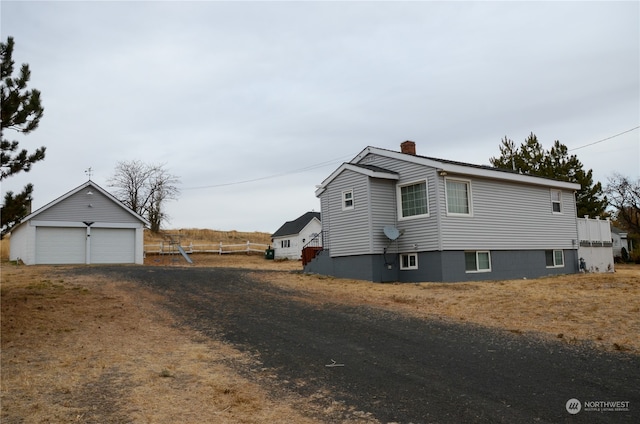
[605,173,640,235]
[108,160,180,232]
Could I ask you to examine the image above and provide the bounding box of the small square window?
[281,240,290,248]
[342,190,354,210]
[400,253,418,270]
[465,251,491,272]
[545,250,564,267]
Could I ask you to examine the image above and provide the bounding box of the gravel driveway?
[74,266,639,423]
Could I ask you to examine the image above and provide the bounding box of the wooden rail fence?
[145,241,269,255]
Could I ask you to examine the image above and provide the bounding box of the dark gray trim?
[304,249,579,283]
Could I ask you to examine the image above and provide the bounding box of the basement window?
[400,253,418,270]
[545,250,564,267]
[465,251,491,272]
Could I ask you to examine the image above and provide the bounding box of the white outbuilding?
[9,180,149,265]
[271,212,321,260]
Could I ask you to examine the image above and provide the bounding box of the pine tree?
[490,133,607,218]
[1,36,46,236]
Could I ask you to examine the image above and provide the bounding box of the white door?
[90,228,135,264]
[36,227,86,264]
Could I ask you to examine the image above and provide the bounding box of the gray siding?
[320,169,372,257]
[369,178,398,253]
[438,175,578,250]
[35,189,140,224]
[356,153,578,252]
[359,153,441,251]
[305,249,579,283]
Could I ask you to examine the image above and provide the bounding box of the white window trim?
[342,189,354,211]
[400,253,419,270]
[465,251,491,273]
[550,189,562,214]
[396,179,430,220]
[445,177,473,217]
[546,249,565,268]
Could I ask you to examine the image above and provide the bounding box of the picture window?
[398,180,429,219]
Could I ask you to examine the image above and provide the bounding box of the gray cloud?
[2,1,638,232]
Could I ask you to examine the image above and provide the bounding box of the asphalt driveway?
[73,266,639,423]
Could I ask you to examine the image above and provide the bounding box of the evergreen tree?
[1,36,46,236]
[490,133,607,218]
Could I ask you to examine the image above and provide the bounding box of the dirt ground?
[1,255,639,423]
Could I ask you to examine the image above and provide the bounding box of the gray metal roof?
[272,211,321,238]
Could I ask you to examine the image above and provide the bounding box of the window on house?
[465,251,491,272]
[551,190,562,213]
[398,180,428,219]
[342,190,354,210]
[545,250,564,267]
[281,240,291,248]
[400,253,418,270]
[446,179,471,215]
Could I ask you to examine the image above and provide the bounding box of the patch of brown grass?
[145,228,273,246]
[0,237,9,261]
[0,263,319,424]
[2,258,638,423]
[254,265,640,353]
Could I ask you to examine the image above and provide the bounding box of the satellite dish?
[383,226,401,241]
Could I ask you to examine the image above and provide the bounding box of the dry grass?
[2,252,639,423]
[145,229,273,246]
[0,264,320,424]
[253,264,640,354]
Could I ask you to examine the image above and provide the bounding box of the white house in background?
[306,141,582,282]
[611,225,631,260]
[271,212,321,260]
[9,180,149,265]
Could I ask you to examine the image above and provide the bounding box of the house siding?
[35,188,140,224]
[308,147,582,283]
[306,249,579,283]
[359,153,440,252]
[439,176,578,250]
[369,178,398,253]
[321,169,372,257]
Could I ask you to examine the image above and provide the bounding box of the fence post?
[219,242,223,255]
[246,240,250,253]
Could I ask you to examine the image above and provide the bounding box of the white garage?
[9,181,149,265]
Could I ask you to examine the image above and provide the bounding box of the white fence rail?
[145,241,269,255]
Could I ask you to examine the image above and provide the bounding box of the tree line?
[1,36,638,259]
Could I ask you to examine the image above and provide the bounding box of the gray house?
[9,180,149,265]
[305,141,581,282]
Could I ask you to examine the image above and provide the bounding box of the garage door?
[36,227,86,264]
[90,228,135,264]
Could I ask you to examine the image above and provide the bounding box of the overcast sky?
[2,1,638,233]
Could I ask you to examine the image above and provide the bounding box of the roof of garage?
[15,180,150,228]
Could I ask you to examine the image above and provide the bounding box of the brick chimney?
[401,140,416,155]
